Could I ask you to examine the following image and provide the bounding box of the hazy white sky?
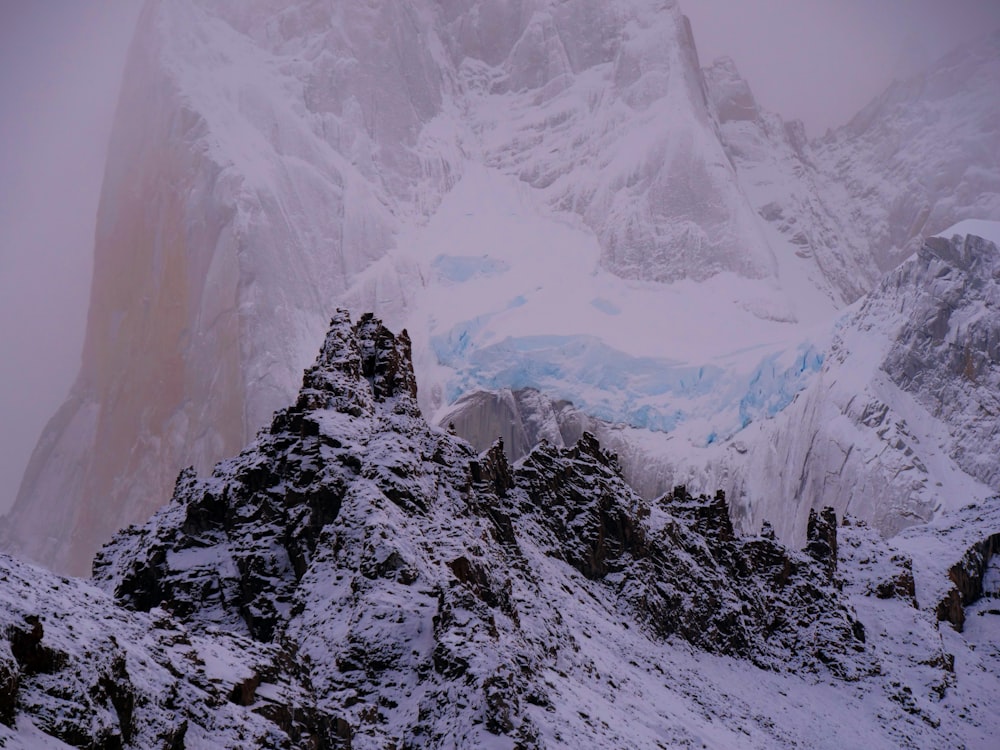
[0,0,998,516]
[0,0,142,513]
[685,0,1000,136]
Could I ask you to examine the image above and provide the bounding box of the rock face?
[724,229,1000,542]
[936,531,1000,631]
[882,233,1000,488]
[0,553,339,748]
[6,5,1000,577]
[3,313,1000,748]
[702,56,883,303]
[441,387,595,464]
[1,0,451,574]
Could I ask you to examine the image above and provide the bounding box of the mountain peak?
[298,310,419,417]
[96,310,871,670]
[703,55,759,123]
[6,311,998,746]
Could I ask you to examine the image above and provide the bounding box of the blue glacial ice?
[738,346,824,429]
[432,320,826,440]
[590,297,622,315]
[431,254,510,283]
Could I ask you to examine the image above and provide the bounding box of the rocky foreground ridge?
[2,312,999,748]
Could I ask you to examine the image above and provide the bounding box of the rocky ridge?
[92,312,868,742]
[4,312,998,748]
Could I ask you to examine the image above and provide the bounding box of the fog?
[684,0,1000,136]
[0,0,142,513]
[0,0,998,516]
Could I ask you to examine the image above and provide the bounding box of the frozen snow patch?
[590,297,622,315]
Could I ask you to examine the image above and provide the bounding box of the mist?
[0,0,142,513]
[684,0,1000,137]
[0,0,998,518]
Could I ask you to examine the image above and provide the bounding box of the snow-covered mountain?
[4,312,998,747]
[813,31,1000,273]
[440,224,1000,543]
[702,56,882,303]
[721,223,1000,540]
[3,1,999,576]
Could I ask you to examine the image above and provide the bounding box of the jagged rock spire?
[88,312,876,746]
[297,310,418,416]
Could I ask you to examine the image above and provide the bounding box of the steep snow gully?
[1,312,999,748]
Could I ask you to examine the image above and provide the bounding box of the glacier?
[430,327,824,439]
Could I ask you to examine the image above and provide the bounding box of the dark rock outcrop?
[936,528,1000,631]
[95,312,424,642]
[516,441,867,674]
[7,311,999,746]
[0,647,17,728]
[8,312,880,745]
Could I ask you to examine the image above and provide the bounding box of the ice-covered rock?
[86,311,874,744]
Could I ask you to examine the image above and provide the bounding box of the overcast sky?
[0,0,998,516]
[0,0,142,514]
[685,0,1000,136]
